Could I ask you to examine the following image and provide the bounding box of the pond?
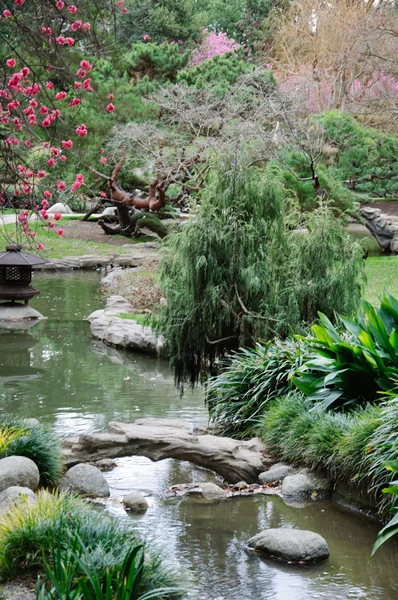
[0,271,397,600]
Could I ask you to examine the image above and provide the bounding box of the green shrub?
[371,460,398,556]
[177,52,253,93]
[207,339,307,438]
[0,491,179,597]
[0,415,62,486]
[126,42,190,82]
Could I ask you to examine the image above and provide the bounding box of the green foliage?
[117,0,204,44]
[126,43,190,82]
[320,111,398,198]
[371,460,398,556]
[206,339,307,438]
[160,155,364,383]
[366,397,398,514]
[36,535,182,600]
[0,415,62,486]
[273,203,364,327]
[159,159,286,384]
[0,491,178,597]
[292,293,398,410]
[177,52,253,93]
[131,212,168,238]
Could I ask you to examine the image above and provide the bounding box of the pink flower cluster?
[190,30,240,66]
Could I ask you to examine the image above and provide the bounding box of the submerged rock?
[0,456,40,492]
[200,482,224,500]
[59,463,109,497]
[282,470,331,499]
[123,491,149,512]
[247,528,329,564]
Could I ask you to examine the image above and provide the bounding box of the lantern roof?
[0,244,48,266]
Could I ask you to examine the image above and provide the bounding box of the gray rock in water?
[59,464,109,497]
[22,418,40,428]
[123,491,149,512]
[259,465,294,484]
[47,202,73,214]
[247,528,329,563]
[0,486,37,517]
[282,471,331,499]
[0,456,40,492]
[201,482,224,500]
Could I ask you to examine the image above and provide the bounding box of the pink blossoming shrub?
[190,29,240,66]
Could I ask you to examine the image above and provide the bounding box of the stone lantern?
[0,243,47,306]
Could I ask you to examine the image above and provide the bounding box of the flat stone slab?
[33,250,159,271]
[62,418,270,484]
[87,296,164,355]
[0,303,44,322]
[247,528,330,564]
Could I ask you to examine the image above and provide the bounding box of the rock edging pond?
[87,295,163,355]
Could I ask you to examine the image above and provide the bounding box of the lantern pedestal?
[0,302,45,327]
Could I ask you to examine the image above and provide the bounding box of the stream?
[0,270,397,600]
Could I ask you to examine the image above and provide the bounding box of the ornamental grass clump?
[0,415,62,486]
[206,339,307,438]
[0,490,180,598]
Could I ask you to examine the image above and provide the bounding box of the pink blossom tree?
[190,29,241,66]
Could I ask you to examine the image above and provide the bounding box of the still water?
[0,271,397,600]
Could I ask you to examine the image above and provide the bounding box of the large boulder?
[282,470,331,499]
[0,456,40,492]
[123,491,148,512]
[47,202,73,214]
[247,528,329,564]
[259,465,294,484]
[59,464,109,497]
[359,206,398,251]
[0,486,37,517]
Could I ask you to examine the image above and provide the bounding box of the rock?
[0,456,40,492]
[123,491,149,512]
[0,303,44,322]
[100,268,128,291]
[0,486,37,517]
[87,296,164,355]
[259,465,294,484]
[200,482,224,500]
[359,206,398,252]
[282,471,331,499]
[59,464,109,497]
[62,419,271,484]
[99,207,118,218]
[95,458,116,471]
[33,247,159,271]
[22,418,40,428]
[47,202,73,214]
[247,528,329,564]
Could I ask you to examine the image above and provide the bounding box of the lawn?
[364,256,398,306]
[0,217,149,259]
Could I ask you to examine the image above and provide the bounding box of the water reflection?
[105,457,398,600]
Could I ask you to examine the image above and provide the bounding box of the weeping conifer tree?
[160,154,365,385]
[160,157,286,384]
